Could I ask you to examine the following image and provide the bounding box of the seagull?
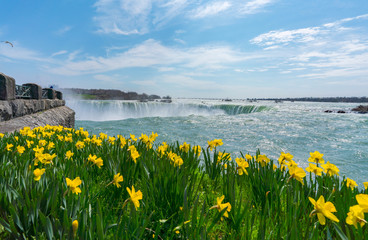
[1,41,13,47]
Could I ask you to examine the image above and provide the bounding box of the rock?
[352,105,368,114]
[324,110,333,113]
[337,110,346,113]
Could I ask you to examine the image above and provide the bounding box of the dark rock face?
[352,105,368,114]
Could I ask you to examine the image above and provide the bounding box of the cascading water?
[66,100,270,121]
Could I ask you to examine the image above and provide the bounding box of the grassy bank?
[0,125,367,239]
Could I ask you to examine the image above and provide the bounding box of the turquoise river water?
[66,99,368,186]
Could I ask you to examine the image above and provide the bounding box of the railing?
[42,89,48,99]
[15,85,31,99]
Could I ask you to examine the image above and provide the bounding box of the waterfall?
[66,100,270,121]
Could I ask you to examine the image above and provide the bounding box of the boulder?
[352,105,368,114]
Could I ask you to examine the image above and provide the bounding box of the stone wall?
[0,106,75,133]
[0,99,66,121]
[0,72,75,133]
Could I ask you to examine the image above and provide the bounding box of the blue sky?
[1,0,368,98]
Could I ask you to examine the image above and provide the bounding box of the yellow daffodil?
[308,151,325,164]
[257,154,270,167]
[306,163,323,176]
[346,205,367,228]
[149,132,158,143]
[75,141,85,150]
[217,151,231,163]
[128,145,140,163]
[207,139,223,151]
[113,173,124,188]
[363,182,368,190]
[88,154,103,168]
[245,154,252,161]
[345,178,358,190]
[5,143,13,151]
[66,150,74,160]
[16,146,25,154]
[119,136,127,148]
[108,136,116,145]
[99,132,107,140]
[33,168,46,181]
[211,195,231,220]
[126,185,143,210]
[278,152,293,165]
[0,133,4,138]
[309,195,339,225]
[235,157,249,175]
[38,139,47,147]
[66,177,82,195]
[192,145,201,156]
[167,151,184,167]
[288,165,306,185]
[157,142,168,157]
[321,161,339,176]
[180,142,190,153]
[72,220,78,236]
[47,142,55,150]
[356,194,368,212]
[273,164,277,171]
[130,134,137,142]
[26,140,34,148]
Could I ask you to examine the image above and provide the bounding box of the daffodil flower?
[288,165,306,185]
[126,185,143,210]
[346,205,367,228]
[345,178,358,190]
[306,163,323,176]
[235,157,249,175]
[112,173,124,188]
[309,195,339,225]
[33,168,46,181]
[210,195,231,220]
[321,161,339,176]
[66,177,82,195]
[308,151,325,164]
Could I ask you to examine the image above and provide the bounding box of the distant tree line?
[60,88,161,101]
[252,97,368,103]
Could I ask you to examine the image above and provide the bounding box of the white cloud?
[162,75,221,90]
[248,14,368,82]
[251,13,368,48]
[191,1,232,19]
[94,74,123,84]
[250,27,322,46]
[133,80,157,86]
[47,39,251,75]
[240,0,274,14]
[93,0,276,35]
[0,43,48,62]
[93,0,152,35]
[51,50,68,57]
[54,26,73,35]
[174,38,186,45]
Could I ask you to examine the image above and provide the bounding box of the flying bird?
[1,41,14,47]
